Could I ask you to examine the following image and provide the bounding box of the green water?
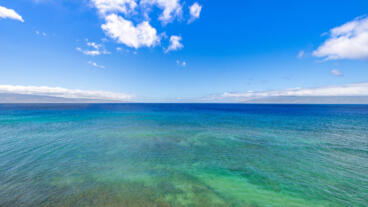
[0,104,367,206]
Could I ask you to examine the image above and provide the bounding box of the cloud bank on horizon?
[216,82,368,102]
[0,85,133,101]
[2,82,368,102]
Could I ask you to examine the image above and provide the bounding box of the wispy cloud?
[141,0,183,24]
[77,47,100,56]
[0,5,24,22]
[0,85,133,101]
[331,69,343,76]
[88,61,105,69]
[297,50,304,59]
[76,39,110,56]
[313,16,368,60]
[165,35,183,53]
[91,0,137,16]
[91,0,183,24]
[188,2,201,23]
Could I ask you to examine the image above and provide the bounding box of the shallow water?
[0,104,367,207]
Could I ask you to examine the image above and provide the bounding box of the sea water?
[0,104,367,207]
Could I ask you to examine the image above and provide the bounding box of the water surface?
[1,104,367,207]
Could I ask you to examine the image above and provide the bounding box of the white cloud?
[0,6,24,22]
[188,2,201,23]
[141,0,182,24]
[101,14,160,48]
[297,50,304,59]
[331,69,343,76]
[88,61,105,69]
[91,0,137,15]
[91,0,183,24]
[165,35,183,52]
[87,41,100,49]
[77,47,100,56]
[313,16,368,60]
[77,40,110,56]
[89,0,201,52]
[219,82,368,101]
[0,85,133,101]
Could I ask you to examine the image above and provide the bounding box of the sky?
[0,0,368,102]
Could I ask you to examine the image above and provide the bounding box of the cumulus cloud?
[219,82,368,101]
[0,5,24,22]
[165,35,183,52]
[188,2,201,23]
[91,0,137,15]
[0,85,133,101]
[77,40,110,56]
[88,61,105,69]
[331,69,343,76]
[141,0,182,24]
[89,0,201,51]
[91,0,183,23]
[102,14,160,48]
[313,16,368,60]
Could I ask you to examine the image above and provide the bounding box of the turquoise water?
[0,104,367,207]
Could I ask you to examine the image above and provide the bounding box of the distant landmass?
[0,93,126,103]
[244,96,368,104]
[1,93,368,104]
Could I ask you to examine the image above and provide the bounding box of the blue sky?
[1,0,368,102]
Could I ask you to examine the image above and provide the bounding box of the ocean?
[0,104,367,207]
